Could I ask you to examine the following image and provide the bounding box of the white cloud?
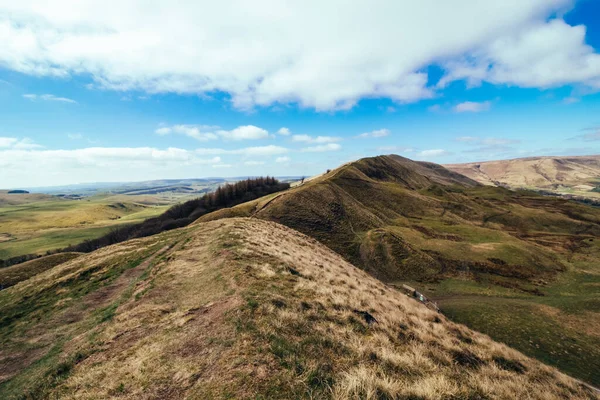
[1,1,594,111]
[275,156,291,163]
[0,137,42,149]
[455,136,479,142]
[301,143,341,152]
[377,145,414,153]
[218,125,269,141]
[0,146,222,187]
[453,101,491,113]
[357,128,390,138]
[562,96,580,104]
[292,134,341,144]
[439,19,600,91]
[244,160,265,166]
[212,163,232,168]
[155,125,219,141]
[417,149,449,157]
[155,124,268,141]
[67,133,83,140]
[22,93,77,103]
[195,145,289,156]
[277,127,291,136]
[0,137,18,148]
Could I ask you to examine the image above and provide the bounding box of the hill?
[0,218,596,399]
[0,252,82,289]
[445,155,600,198]
[198,155,600,385]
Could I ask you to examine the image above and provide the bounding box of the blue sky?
[0,0,599,188]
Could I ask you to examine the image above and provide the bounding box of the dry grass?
[0,252,82,289]
[0,218,597,399]
[445,155,600,198]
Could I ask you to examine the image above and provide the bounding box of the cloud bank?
[1,1,597,111]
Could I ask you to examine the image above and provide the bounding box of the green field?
[399,235,600,386]
[0,193,173,260]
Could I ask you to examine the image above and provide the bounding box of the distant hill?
[0,218,595,399]
[198,154,600,384]
[445,155,600,198]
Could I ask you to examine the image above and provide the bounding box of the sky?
[1,0,600,188]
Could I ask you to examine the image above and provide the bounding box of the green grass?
[440,296,600,386]
[0,252,82,288]
[0,194,170,259]
[411,251,600,386]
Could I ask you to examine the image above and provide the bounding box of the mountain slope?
[445,155,600,198]
[203,155,599,284]
[0,218,596,399]
[198,155,600,385]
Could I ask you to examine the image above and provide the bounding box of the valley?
[1,155,599,397]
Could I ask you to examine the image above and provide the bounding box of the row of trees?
[65,177,289,253]
[0,177,289,268]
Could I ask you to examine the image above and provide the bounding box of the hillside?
[445,155,600,198]
[0,218,596,399]
[198,155,600,385]
[0,252,82,289]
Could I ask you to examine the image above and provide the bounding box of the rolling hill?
[1,218,596,399]
[198,154,600,385]
[445,155,600,198]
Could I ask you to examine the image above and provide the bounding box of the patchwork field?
[0,192,173,260]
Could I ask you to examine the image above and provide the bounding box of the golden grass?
[0,218,597,399]
[0,252,82,288]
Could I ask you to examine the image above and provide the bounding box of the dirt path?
[81,243,174,308]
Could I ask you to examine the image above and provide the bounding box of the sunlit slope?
[446,155,600,198]
[0,218,596,399]
[208,155,600,285]
[197,155,600,385]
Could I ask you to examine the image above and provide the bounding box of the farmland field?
[0,192,177,259]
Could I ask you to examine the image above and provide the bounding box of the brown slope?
[445,155,600,193]
[0,218,596,399]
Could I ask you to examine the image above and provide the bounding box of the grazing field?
[402,243,600,386]
[0,193,173,260]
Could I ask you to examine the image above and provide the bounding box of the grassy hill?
[0,218,596,399]
[199,155,600,385]
[445,155,600,199]
[0,252,82,289]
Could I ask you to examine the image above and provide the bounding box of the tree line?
[0,177,289,268]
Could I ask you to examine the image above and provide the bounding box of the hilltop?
[445,155,600,198]
[0,218,596,399]
[199,155,600,384]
